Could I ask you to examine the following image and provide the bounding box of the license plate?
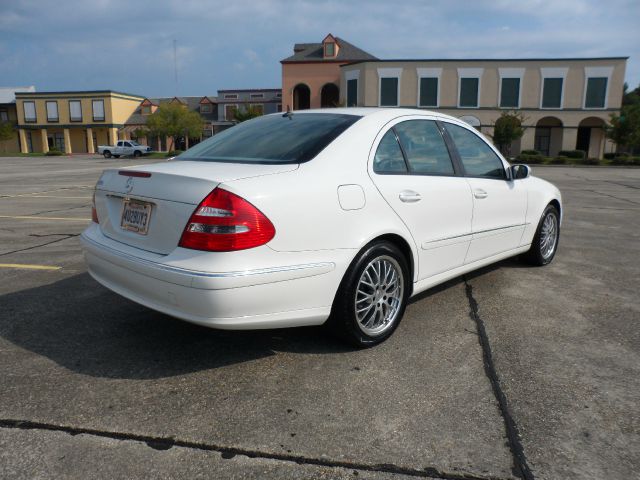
[121,200,152,235]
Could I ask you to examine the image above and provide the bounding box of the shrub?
[558,150,586,159]
[572,157,600,165]
[45,148,63,156]
[520,149,541,156]
[516,154,544,164]
[550,156,568,164]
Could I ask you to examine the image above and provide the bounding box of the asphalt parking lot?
[0,155,638,480]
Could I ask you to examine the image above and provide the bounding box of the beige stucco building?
[340,57,627,158]
[14,90,144,154]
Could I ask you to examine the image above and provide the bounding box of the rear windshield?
[177,113,361,164]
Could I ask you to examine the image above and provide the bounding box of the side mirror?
[510,164,531,180]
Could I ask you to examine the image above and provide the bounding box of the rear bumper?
[80,225,351,329]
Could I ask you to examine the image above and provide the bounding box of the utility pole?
[173,38,178,97]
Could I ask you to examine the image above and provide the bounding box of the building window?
[276,92,282,98]
[200,104,212,113]
[69,100,82,122]
[225,104,237,121]
[499,78,520,108]
[276,104,283,112]
[92,99,105,121]
[459,78,479,108]
[542,78,563,109]
[141,105,151,115]
[224,94,238,100]
[324,42,335,57]
[585,77,608,109]
[457,68,483,108]
[250,93,264,99]
[380,78,398,106]
[46,101,59,122]
[250,104,264,115]
[347,79,358,107]
[0,110,8,122]
[23,101,36,122]
[419,78,439,107]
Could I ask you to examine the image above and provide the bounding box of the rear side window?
[177,113,361,164]
[445,123,505,179]
[373,130,407,173]
[394,120,454,175]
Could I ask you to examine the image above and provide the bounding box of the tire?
[103,151,111,158]
[327,241,410,347]
[523,204,560,266]
[133,150,141,158]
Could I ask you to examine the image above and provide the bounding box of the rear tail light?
[91,191,99,223]
[179,188,275,251]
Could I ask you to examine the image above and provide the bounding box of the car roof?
[281,107,464,124]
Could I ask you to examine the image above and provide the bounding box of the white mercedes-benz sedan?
[81,108,561,346]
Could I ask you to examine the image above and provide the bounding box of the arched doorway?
[535,117,563,156]
[577,117,606,158]
[459,115,481,131]
[321,83,340,108]
[293,84,310,110]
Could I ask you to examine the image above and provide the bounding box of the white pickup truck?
[98,140,152,158]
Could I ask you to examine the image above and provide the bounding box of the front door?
[576,127,591,156]
[443,122,527,263]
[369,119,473,280]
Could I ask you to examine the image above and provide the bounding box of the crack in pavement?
[0,419,512,480]
[464,279,534,480]
[0,234,80,257]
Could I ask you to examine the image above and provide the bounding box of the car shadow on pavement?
[0,273,352,380]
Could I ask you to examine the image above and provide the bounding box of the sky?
[1,0,638,97]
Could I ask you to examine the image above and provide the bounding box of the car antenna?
[282,105,293,119]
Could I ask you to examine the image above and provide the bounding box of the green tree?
[146,103,204,151]
[0,121,15,145]
[492,111,526,156]
[606,84,640,153]
[233,106,263,123]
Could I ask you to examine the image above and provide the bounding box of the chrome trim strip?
[81,234,335,278]
[423,223,529,247]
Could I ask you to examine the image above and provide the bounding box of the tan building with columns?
[14,90,144,154]
[339,57,627,158]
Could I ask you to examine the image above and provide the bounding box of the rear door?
[369,117,473,281]
[442,122,527,263]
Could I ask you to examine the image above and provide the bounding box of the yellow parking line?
[0,215,90,221]
[29,196,92,199]
[0,263,62,271]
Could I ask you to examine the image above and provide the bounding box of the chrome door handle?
[473,189,488,199]
[399,190,421,203]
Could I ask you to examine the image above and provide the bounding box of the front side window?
[500,78,520,108]
[394,120,454,175]
[373,130,407,173]
[23,101,36,122]
[0,110,8,122]
[459,78,479,107]
[92,99,105,121]
[419,77,438,107]
[46,101,59,122]
[178,113,361,164]
[69,100,82,121]
[542,78,563,108]
[445,123,505,179]
[585,77,607,108]
[380,77,398,107]
[347,79,358,107]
